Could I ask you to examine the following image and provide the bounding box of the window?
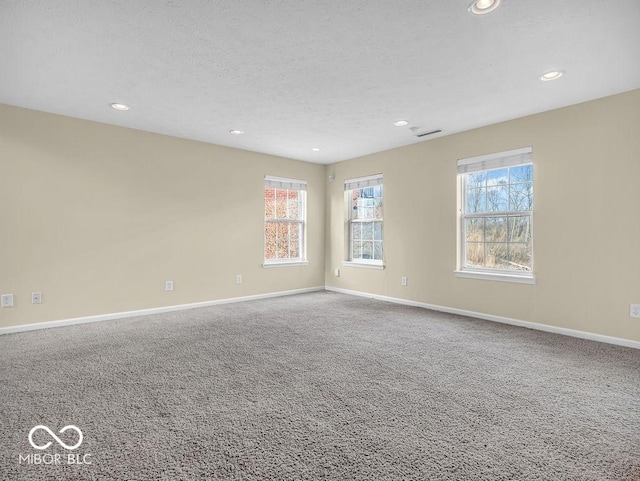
[458,147,533,278]
[264,176,306,265]
[345,174,383,266]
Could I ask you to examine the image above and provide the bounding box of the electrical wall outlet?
[334,269,340,277]
[165,280,174,291]
[32,292,42,304]
[1,294,14,308]
[631,304,640,319]
[401,276,408,286]
[236,275,243,284]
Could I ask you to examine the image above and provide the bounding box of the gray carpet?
[1,291,639,481]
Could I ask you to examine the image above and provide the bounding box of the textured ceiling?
[1,0,639,164]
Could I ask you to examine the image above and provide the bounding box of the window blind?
[457,147,532,174]
[264,175,307,191]
[344,174,383,191]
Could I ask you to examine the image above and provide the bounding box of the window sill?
[263,261,309,268]
[454,270,535,284]
[342,261,385,270]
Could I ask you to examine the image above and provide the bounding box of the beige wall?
[3,90,639,342]
[0,104,326,328]
[325,89,640,342]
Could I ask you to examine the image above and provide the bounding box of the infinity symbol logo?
[28,425,83,451]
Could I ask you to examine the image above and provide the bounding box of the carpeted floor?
[1,291,639,480]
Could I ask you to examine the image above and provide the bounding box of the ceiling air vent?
[415,129,442,138]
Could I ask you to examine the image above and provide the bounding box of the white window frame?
[343,174,384,269]
[263,175,308,267]
[456,147,534,283]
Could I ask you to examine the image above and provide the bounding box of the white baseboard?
[3,285,639,350]
[325,286,640,350]
[0,286,325,335]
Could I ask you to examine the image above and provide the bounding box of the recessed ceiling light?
[110,103,130,111]
[312,147,321,152]
[539,70,565,81]
[393,120,409,127]
[468,0,501,15]
[229,129,245,135]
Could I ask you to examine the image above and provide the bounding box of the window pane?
[353,241,362,259]
[265,184,304,261]
[465,218,484,242]
[465,187,486,213]
[467,172,486,188]
[349,183,383,262]
[287,200,299,219]
[508,243,532,271]
[355,204,375,220]
[362,222,373,240]
[374,241,383,260]
[273,221,300,260]
[509,182,532,211]
[461,162,532,274]
[264,188,275,218]
[487,168,508,186]
[290,222,300,242]
[349,186,383,220]
[486,243,509,269]
[352,222,362,241]
[275,188,287,218]
[361,241,373,259]
[525,183,533,210]
[289,232,300,258]
[485,217,507,242]
[264,221,277,259]
[276,222,289,240]
[465,242,484,268]
[361,187,374,198]
[276,239,289,259]
[510,164,532,183]
[351,190,359,217]
[374,222,383,241]
[508,216,531,243]
[276,223,290,259]
[375,186,383,218]
[374,202,383,219]
[486,185,508,212]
